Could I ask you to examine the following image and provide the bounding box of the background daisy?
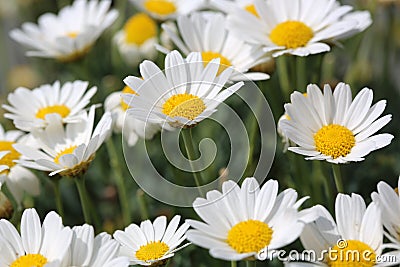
[280,83,393,163]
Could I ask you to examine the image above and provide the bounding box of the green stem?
[136,189,149,220]
[276,56,292,100]
[231,261,237,267]
[106,139,131,226]
[332,164,344,193]
[74,177,92,224]
[181,128,205,197]
[53,179,64,218]
[295,56,307,91]
[246,261,256,267]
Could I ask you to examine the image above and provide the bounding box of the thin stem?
[74,177,92,224]
[276,56,292,100]
[53,179,64,218]
[295,56,307,91]
[181,128,205,197]
[332,164,344,193]
[136,189,149,220]
[106,139,131,226]
[231,261,237,267]
[246,261,256,267]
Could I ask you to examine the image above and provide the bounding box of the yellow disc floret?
[201,51,232,75]
[66,32,78,39]
[328,240,376,267]
[0,141,21,175]
[144,0,176,16]
[124,13,157,45]
[35,105,70,120]
[314,124,355,159]
[227,219,273,253]
[162,93,206,121]
[270,21,314,49]
[54,145,77,164]
[121,85,138,111]
[136,241,170,262]
[245,4,259,17]
[10,254,48,267]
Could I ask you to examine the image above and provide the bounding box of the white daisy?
[277,113,290,152]
[130,0,206,21]
[122,50,244,128]
[114,215,190,266]
[114,13,158,67]
[0,208,72,266]
[0,124,40,204]
[186,177,316,261]
[9,0,118,62]
[279,82,393,164]
[226,0,372,57]
[210,0,259,17]
[286,193,398,267]
[14,105,112,177]
[158,12,270,81]
[3,80,97,132]
[105,86,161,146]
[68,224,129,267]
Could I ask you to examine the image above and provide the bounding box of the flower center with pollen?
[244,4,259,17]
[36,105,70,120]
[314,124,355,159]
[54,145,77,164]
[66,32,78,38]
[124,13,157,45]
[144,0,176,15]
[270,21,314,48]
[136,241,170,262]
[162,93,206,121]
[0,141,20,175]
[10,254,48,267]
[120,86,138,111]
[328,240,376,267]
[227,219,273,253]
[201,51,232,75]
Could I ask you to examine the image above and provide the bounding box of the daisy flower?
[114,13,158,67]
[122,50,244,128]
[210,0,259,17]
[14,105,112,177]
[0,124,40,204]
[277,113,290,152]
[130,0,206,21]
[279,83,393,164]
[68,224,129,267]
[159,12,270,81]
[9,0,118,62]
[105,86,161,146]
[186,177,315,261]
[114,215,190,266]
[226,0,372,57]
[286,193,398,266]
[0,208,72,266]
[3,80,97,132]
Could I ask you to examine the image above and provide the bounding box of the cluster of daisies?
[0,0,397,266]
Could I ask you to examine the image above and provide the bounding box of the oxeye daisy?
[159,12,270,81]
[287,193,398,267]
[130,0,206,21]
[114,13,158,66]
[279,83,393,164]
[186,177,315,261]
[105,86,161,146]
[114,215,190,266]
[0,124,40,204]
[14,105,112,177]
[0,208,72,266]
[68,224,129,267]
[3,80,97,132]
[226,0,372,57]
[122,50,244,128]
[9,0,118,62]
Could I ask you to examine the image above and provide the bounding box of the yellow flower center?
[121,85,138,111]
[0,141,20,175]
[124,13,157,45]
[314,124,355,159]
[135,241,170,262]
[144,0,177,16]
[66,32,78,38]
[328,240,376,267]
[244,4,259,17]
[201,51,232,75]
[10,254,48,267]
[54,145,77,164]
[227,219,273,253]
[35,105,70,120]
[270,21,314,49]
[162,93,206,121]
